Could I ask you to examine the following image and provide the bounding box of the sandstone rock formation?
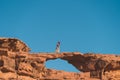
[0,38,120,80]
[0,38,30,52]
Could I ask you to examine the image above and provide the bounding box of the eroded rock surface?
[0,38,120,80]
[0,38,30,52]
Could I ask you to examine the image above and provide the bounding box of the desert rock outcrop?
[0,38,120,80]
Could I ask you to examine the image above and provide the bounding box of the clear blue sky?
[0,0,120,72]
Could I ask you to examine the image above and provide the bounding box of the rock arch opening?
[45,58,79,72]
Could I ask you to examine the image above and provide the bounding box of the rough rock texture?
[0,38,120,80]
[0,38,30,52]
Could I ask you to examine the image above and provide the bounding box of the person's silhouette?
[55,41,60,53]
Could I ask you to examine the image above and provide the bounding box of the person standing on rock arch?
[55,41,60,53]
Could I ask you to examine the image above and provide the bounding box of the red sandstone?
[0,38,120,80]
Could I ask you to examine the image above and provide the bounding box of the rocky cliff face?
[0,38,120,80]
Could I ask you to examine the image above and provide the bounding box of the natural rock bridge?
[0,38,120,80]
